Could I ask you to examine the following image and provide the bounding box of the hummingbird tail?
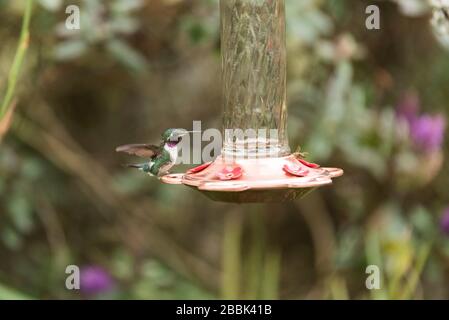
[123,163,152,174]
[123,163,144,169]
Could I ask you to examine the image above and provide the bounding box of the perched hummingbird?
[116,128,194,177]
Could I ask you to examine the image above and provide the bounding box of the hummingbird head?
[162,128,189,147]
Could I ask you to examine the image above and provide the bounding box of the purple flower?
[396,94,446,153]
[409,115,446,153]
[80,266,114,295]
[440,208,449,235]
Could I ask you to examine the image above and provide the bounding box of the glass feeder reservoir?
[162,0,343,203]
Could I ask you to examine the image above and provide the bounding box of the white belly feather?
[164,144,178,162]
[155,144,178,175]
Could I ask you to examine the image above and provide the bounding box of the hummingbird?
[116,128,195,177]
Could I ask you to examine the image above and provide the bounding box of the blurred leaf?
[8,195,34,233]
[394,0,430,16]
[378,108,396,157]
[1,227,22,250]
[400,242,431,299]
[111,250,134,280]
[0,283,32,300]
[37,0,62,11]
[306,61,353,159]
[286,0,332,44]
[112,0,144,13]
[21,158,43,180]
[335,226,362,269]
[53,40,87,61]
[384,238,413,281]
[410,206,435,239]
[109,17,140,35]
[106,39,148,73]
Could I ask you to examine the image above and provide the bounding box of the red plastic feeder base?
[161,155,343,203]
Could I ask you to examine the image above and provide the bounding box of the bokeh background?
[1,0,449,299]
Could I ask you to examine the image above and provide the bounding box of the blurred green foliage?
[0,0,448,299]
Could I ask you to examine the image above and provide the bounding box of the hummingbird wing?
[115,144,161,158]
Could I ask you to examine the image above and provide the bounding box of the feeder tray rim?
[160,155,343,193]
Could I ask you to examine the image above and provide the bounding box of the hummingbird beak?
[181,130,201,136]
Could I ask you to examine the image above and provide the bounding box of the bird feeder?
[162,0,342,202]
